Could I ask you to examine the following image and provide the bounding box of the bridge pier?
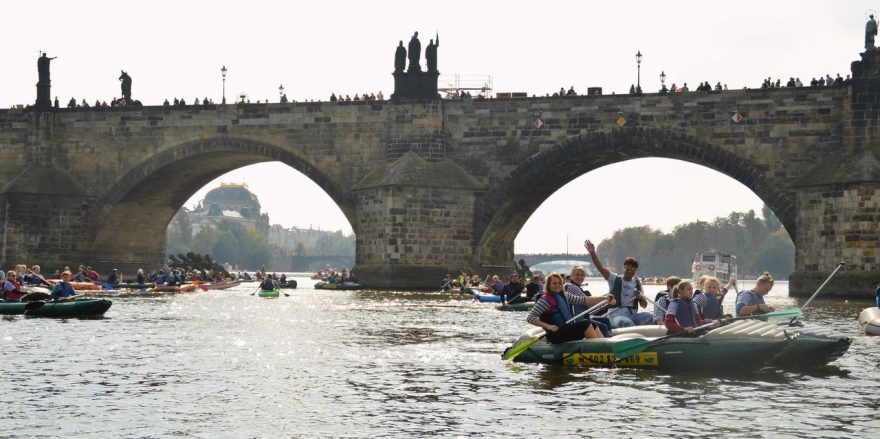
[351,152,487,289]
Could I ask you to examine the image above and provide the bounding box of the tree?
[753,229,795,276]
[762,204,783,231]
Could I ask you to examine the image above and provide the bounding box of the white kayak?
[858,307,880,336]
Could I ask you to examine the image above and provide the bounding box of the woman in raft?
[526,272,613,343]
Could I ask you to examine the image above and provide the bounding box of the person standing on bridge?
[585,239,653,328]
[867,14,878,51]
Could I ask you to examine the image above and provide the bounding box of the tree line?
[597,205,794,279]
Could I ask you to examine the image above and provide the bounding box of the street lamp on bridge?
[635,51,643,94]
[221,65,227,104]
[660,70,666,92]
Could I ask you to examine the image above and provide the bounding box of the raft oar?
[612,308,804,361]
[502,299,609,361]
[788,262,845,325]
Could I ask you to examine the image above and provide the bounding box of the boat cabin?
[691,252,737,283]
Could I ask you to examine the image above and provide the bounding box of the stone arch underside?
[475,128,795,263]
[87,137,355,267]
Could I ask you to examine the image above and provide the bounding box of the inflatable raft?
[45,280,102,291]
[258,289,280,298]
[153,283,200,293]
[497,301,534,311]
[0,299,112,317]
[858,307,880,336]
[277,280,297,289]
[202,280,240,290]
[503,320,852,371]
[313,281,361,290]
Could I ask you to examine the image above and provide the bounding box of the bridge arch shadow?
[87,136,355,268]
[476,127,794,262]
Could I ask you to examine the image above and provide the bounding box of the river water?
[2,276,878,438]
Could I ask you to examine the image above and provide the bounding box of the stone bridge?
[2,52,879,296]
[290,255,356,273]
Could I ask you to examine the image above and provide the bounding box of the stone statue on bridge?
[867,14,878,51]
[426,33,439,72]
[36,52,57,111]
[407,31,421,72]
[119,70,132,103]
[394,40,406,73]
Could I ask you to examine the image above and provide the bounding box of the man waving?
[585,239,654,328]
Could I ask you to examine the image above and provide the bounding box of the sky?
[1,1,872,253]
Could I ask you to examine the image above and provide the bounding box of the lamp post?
[635,51,643,94]
[660,70,666,92]
[221,65,227,104]
[279,84,285,103]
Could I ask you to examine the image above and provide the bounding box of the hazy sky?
[2,1,872,253]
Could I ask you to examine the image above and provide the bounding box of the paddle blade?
[502,336,542,361]
[24,300,46,311]
[763,308,802,319]
[611,338,653,361]
[200,285,209,291]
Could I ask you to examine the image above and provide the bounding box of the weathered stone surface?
[0,84,877,296]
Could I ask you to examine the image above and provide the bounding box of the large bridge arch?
[87,136,356,271]
[475,128,795,264]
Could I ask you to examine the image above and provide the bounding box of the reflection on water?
[1,276,878,437]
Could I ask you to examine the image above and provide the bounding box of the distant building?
[189,183,269,235]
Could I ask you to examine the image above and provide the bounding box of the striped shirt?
[692,290,706,308]
[653,292,670,323]
[526,291,590,324]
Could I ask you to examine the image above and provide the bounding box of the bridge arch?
[475,127,794,263]
[87,136,355,269]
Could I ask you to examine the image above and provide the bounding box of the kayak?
[202,280,241,290]
[104,283,152,290]
[0,299,112,317]
[858,307,880,336]
[45,280,102,291]
[153,283,199,293]
[503,320,852,372]
[313,281,361,290]
[258,289,280,298]
[474,292,503,302]
[497,301,535,311]
[278,281,297,289]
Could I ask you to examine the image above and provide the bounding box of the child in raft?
[652,276,682,324]
[664,280,718,335]
[699,276,735,320]
[526,272,614,343]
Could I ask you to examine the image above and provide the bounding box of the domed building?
[190,183,270,235]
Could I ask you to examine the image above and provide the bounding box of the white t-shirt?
[607,272,640,308]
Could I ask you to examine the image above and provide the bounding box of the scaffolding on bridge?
[438,74,493,98]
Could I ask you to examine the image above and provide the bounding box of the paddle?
[788,262,845,325]
[612,308,804,361]
[24,300,46,311]
[503,299,609,361]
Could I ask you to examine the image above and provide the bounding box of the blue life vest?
[155,274,165,285]
[540,293,573,327]
[51,282,76,298]
[876,285,880,308]
[611,276,642,310]
[735,289,766,318]
[670,298,698,328]
[564,282,590,317]
[701,292,722,319]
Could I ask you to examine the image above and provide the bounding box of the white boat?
[692,252,737,283]
[858,307,880,336]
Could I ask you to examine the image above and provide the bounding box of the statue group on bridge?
[395,31,439,74]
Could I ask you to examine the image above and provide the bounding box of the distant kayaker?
[526,272,607,342]
[734,272,776,318]
[106,269,119,284]
[2,270,24,301]
[136,268,146,284]
[260,275,277,290]
[664,280,718,334]
[50,272,77,300]
[585,239,654,328]
[525,275,542,301]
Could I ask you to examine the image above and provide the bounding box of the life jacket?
[875,285,880,308]
[3,279,23,301]
[155,274,166,285]
[51,282,76,298]
[610,275,642,310]
[735,289,766,318]
[540,293,573,327]
[563,282,590,317]
[261,278,275,290]
[701,292,723,319]
[670,297,698,328]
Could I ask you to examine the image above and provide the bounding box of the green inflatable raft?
[258,289,280,298]
[0,299,113,317]
[503,320,851,372]
[497,301,534,312]
[313,281,361,290]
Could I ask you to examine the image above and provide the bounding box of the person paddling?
[734,272,776,318]
[2,270,25,302]
[50,272,77,301]
[260,275,277,291]
[526,272,608,343]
